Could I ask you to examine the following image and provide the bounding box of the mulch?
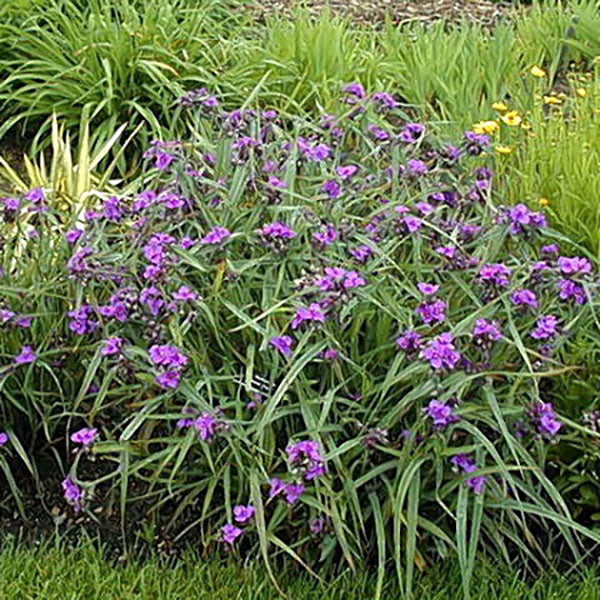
[240,0,518,28]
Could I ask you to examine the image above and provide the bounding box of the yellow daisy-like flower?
[492,101,508,112]
[472,120,499,135]
[539,197,550,207]
[543,95,562,105]
[495,145,514,155]
[500,110,522,127]
[575,87,587,98]
[530,65,546,78]
[520,121,532,130]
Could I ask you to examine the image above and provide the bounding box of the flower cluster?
[2,83,596,568]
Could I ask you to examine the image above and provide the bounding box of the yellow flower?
[472,120,499,135]
[539,197,550,207]
[520,121,532,130]
[530,65,546,78]
[495,145,514,155]
[576,87,587,98]
[492,101,508,112]
[500,110,522,126]
[543,95,562,105]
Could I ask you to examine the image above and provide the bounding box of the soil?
[240,0,518,28]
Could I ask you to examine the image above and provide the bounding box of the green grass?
[2,542,600,599]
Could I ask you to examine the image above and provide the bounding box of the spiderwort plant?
[2,84,600,595]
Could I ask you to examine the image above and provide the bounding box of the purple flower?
[259,222,296,239]
[268,477,286,498]
[270,335,294,357]
[507,204,547,235]
[467,476,487,494]
[194,413,218,440]
[310,517,327,535]
[407,159,428,176]
[180,236,196,249]
[511,289,539,309]
[451,453,477,473]
[201,226,231,245]
[67,246,93,274]
[268,478,306,505]
[478,263,512,287]
[284,483,306,504]
[451,454,486,494]
[557,256,592,276]
[425,399,458,428]
[286,440,327,480]
[71,427,99,447]
[336,165,358,179]
[403,215,423,233]
[372,91,399,110]
[173,286,198,302]
[558,279,586,304]
[156,370,182,389]
[530,315,559,340]
[267,176,287,189]
[312,143,332,161]
[421,333,461,370]
[291,303,327,329]
[14,345,37,364]
[3,197,20,211]
[221,524,244,544]
[416,202,435,216]
[0,432,9,447]
[350,244,374,263]
[62,476,84,512]
[25,187,45,203]
[343,270,366,289]
[149,345,189,369]
[140,286,165,317]
[233,505,256,524]
[396,330,423,353]
[472,319,502,342]
[313,224,338,247]
[529,401,562,437]
[342,82,366,100]
[232,136,261,150]
[103,196,125,221]
[417,300,447,325]
[102,337,123,356]
[436,245,457,259]
[15,316,32,328]
[154,151,176,171]
[367,124,389,140]
[541,244,559,256]
[65,228,84,244]
[400,122,426,143]
[417,282,440,295]
[177,411,220,441]
[322,179,342,199]
[68,305,98,335]
[1,309,15,323]
[322,348,339,362]
[464,131,490,154]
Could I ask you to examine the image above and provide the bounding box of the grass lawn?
[2,543,600,599]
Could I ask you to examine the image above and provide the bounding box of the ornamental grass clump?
[2,85,600,597]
